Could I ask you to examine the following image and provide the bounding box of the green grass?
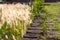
[44,2,60,14]
[44,2,60,20]
[44,2,60,38]
[0,20,30,40]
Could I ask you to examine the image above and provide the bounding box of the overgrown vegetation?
[0,21,30,40]
[31,0,47,32]
[31,0,44,18]
[2,0,60,40]
[44,2,60,38]
[0,0,46,40]
[31,1,47,40]
[0,3,31,40]
[45,2,60,31]
[0,22,21,40]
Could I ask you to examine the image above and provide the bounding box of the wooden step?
[26,32,39,35]
[31,23,40,26]
[23,34,38,38]
[28,27,42,30]
[46,28,57,30]
[31,23,40,27]
[47,38,60,40]
[27,30,43,34]
[22,38,37,40]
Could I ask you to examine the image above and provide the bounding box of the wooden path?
[22,16,60,40]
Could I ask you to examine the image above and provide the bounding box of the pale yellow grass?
[0,3,32,27]
[0,3,32,36]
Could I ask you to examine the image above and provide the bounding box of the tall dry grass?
[0,3,31,25]
[0,3,32,38]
